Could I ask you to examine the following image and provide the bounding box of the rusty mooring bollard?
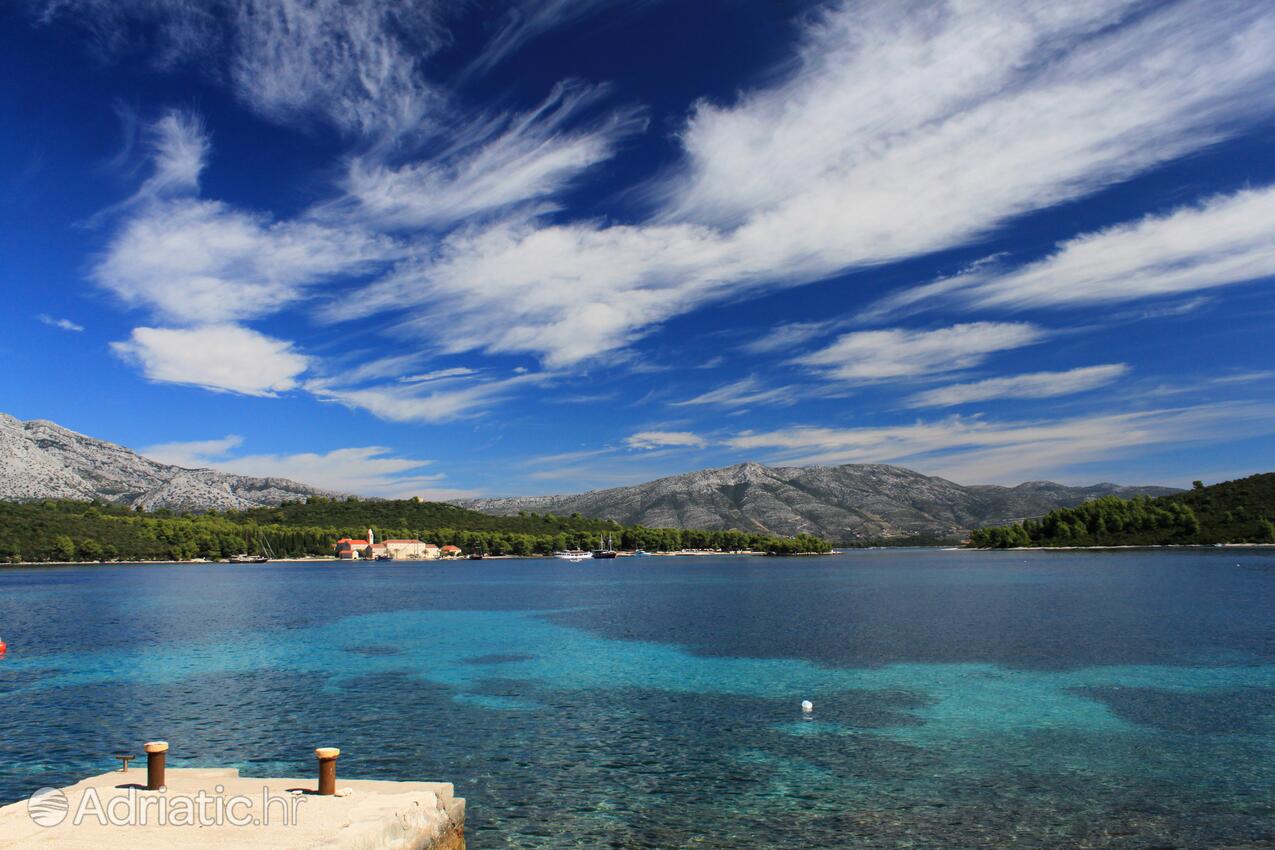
[315,747,340,795]
[144,741,168,790]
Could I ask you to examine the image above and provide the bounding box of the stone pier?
[0,767,465,849]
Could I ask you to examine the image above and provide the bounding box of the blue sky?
[3,0,1275,498]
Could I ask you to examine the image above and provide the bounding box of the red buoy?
[0,638,7,657]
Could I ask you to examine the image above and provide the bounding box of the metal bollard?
[315,747,340,795]
[144,741,168,790]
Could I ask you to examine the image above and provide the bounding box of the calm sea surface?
[2,549,1274,848]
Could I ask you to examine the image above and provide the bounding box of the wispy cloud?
[37,0,451,140]
[726,401,1275,484]
[351,0,1275,367]
[141,434,246,468]
[111,324,310,396]
[38,314,84,332]
[1212,370,1275,385]
[461,0,654,80]
[740,320,838,355]
[119,109,207,202]
[97,198,401,324]
[45,0,1275,441]
[336,81,646,230]
[795,322,1044,382]
[398,367,478,383]
[94,111,403,325]
[872,183,1275,318]
[140,435,471,498]
[308,370,554,424]
[1142,369,1275,400]
[906,364,1129,409]
[227,0,447,139]
[669,376,796,408]
[625,430,706,450]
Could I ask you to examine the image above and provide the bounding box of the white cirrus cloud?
[227,0,446,138]
[35,0,450,140]
[725,401,1275,484]
[872,184,1275,318]
[344,215,737,368]
[905,364,1130,409]
[142,434,246,468]
[398,367,479,384]
[625,430,706,450]
[794,322,1044,382]
[337,81,647,230]
[96,197,402,323]
[38,315,85,332]
[349,0,1275,367]
[307,370,554,424]
[461,0,656,80]
[669,376,796,409]
[739,320,838,355]
[93,111,405,324]
[140,435,473,499]
[132,109,208,199]
[111,324,311,396]
[37,0,639,143]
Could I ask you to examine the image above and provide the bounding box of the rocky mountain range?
[0,413,329,512]
[454,462,1181,542]
[2,413,1181,538]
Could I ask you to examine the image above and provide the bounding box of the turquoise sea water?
[2,549,1274,847]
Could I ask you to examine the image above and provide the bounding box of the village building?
[334,530,439,560]
[383,539,434,559]
[440,545,463,558]
[334,537,370,560]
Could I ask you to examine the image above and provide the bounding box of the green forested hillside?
[0,498,831,562]
[226,496,616,532]
[968,473,1275,548]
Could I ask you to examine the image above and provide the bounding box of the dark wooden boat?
[591,534,618,559]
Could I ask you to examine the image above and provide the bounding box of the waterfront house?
[334,537,370,559]
[440,545,463,558]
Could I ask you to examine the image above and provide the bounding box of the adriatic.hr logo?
[26,784,306,828]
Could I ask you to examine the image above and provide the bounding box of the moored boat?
[554,550,593,562]
[591,534,618,559]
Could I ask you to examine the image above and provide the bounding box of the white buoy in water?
[801,699,814,713]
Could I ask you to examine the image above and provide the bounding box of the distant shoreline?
[1,550,835,568]
[5,546,1272,567]
[965,543,1275,552]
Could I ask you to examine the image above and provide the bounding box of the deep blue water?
[2,550,1275,848]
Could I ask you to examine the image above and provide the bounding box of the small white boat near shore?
[554,550,593,562]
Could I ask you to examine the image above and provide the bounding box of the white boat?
[554,549,593,562]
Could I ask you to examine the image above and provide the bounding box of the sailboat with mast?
[591,534,618,559]
[229,529,273,563]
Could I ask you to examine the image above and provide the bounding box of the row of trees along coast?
[0,496,832,563]
[968,473,1275,548]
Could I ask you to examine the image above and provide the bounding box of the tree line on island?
[968,473,1275,548]
[0,496,832,563]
